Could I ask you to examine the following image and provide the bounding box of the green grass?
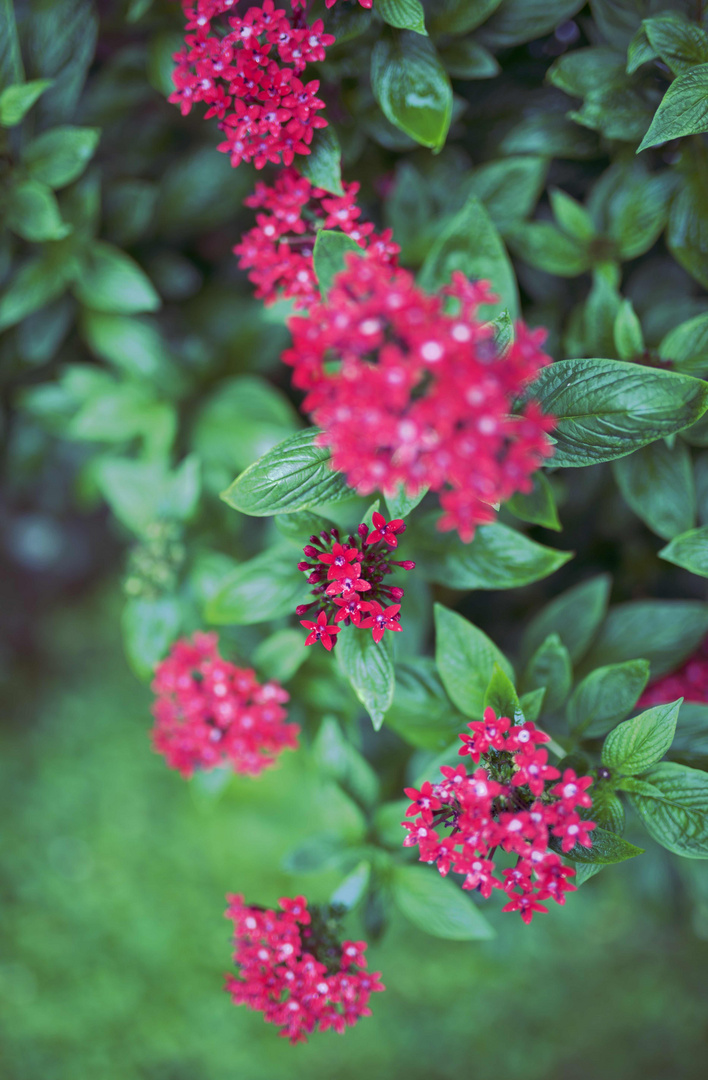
[2,587,708,1080]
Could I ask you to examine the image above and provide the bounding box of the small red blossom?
[283,256,555,543]
[151,632,298,777]
[225,894,383,1043]
[296,521,414,649]
[300,610,340,650]
[364,512,406,548]
[400,710,595,925]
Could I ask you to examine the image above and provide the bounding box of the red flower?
[300,610,340,650]
[364,512,406,548]
[318,542,360,579]
[225,894,383,1043]
[151,632,298,777]
[359,601,402,643]
[400,711,596,925]
[283,255,555,542]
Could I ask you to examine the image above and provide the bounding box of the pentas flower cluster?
[297,512,414,649]
[234,168,399,308]
[225,894,383,1043]
[638,636,708,707]
[402,709,596,923]
[283,254,556,542]
[169,1,333,169]
[151,632,299,777]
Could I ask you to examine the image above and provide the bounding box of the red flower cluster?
[225,893,383,1042]
[402,709,596,923]
[283,253,556,542]
[151,632,299,777]
[234,168,399,308]
[169,1,333,169]
[638,636,708,707]
[297,512,414,649]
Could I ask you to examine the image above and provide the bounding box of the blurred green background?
[2,583,708,1080]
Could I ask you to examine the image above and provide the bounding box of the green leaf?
[478,0,585,48]
[122,595,182,680]
[660,312,708,374]
[384,484,428,519]
[312,229,362,298]
[627,761,708,857]
[282,834,345,874]
[434,603,513,718]
[557,825,644,866]
[506,472,561,531]
[612,439,696,541]
[547,46,626,97]
[580,600,708,679]
[643,15,708,77]
[528,358,708,467]
[602,700,680,774]
[483,663,523,723]
[627,25,657,75]
[520,634,572,715]
[638,63,708,152]
[252,629,309,684]
[312,716,380,810]
[588,160,672,261]
[273,509,331,544]
[392,865,495,940]
[668,170,708,291]
[591,785,626,835]
[613,299,644,361]
[192,376,300,477]
[384,658,466,749]
[205,544,310,625]
[376,0,426,35]
[0,253,72,331]
[6,179,71,242]
[567,660,650,738]
[73,242,160,314]
[465,157,548,235]
[0,79,52,126]
[94,457,199,534]
[428,0,503,35]
[520,574,611,667]
[668,702,708,768]
[549,188,596,242]
[519,687,545,723]
[659,525,708,577]
[418,195,519,318]
[0,0,24,89]
[371,31,452,151]
[331,860,371,910]
[507,222,591,277]
[415,519,572,590]
[438,39,500,80]
[80,311,173,386]
[298,125,344,196]
[221,429,353,516]
[22,125,100,188]
[337,630,395,732]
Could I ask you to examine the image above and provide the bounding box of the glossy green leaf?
[384,658,466,749]
[428,0,502,35]
[312,716,380,810]
[478,0,585,47]
[659,525,708,577]
[434,603,514,718]
[221,430,352,516]
[6,179,71,242]
[602,700,680,774]
[337,630,395,732]
[392,865,495,940]
[298,124,344,196]
[520,633,572,714]
[313,229,362,298]
[506,472,561,531]
[568,660,650,738]
[613,299,644,361]
[520,574,611,667]
[638,63,708,152]
[376,0,426,35]
[529,358,708,467]
[23,124,100,188]
[507,222,590,277]
[415,520,572,590]
[371,32,451,151]
[558,825,644,865]
[580,600,708,679]
[612,439,696,540]
[73,242,160,314]
[206,544,310,625]
[439,39,500,79]
[419,195,518,318]
[643,15,708,76]
[627,762,708,857]
[122,595,182,680]
[483,663,523,722]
